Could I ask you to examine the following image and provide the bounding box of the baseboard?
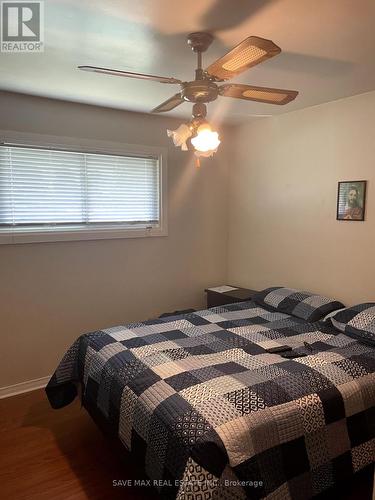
[0,375,51,399]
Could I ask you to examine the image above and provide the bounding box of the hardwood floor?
[0,389,373,500]
[0,389,158,500]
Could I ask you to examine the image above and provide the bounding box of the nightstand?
[205,286,258,308]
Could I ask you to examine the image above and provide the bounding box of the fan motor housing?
[187,32,214,53]
[181,80,218,103]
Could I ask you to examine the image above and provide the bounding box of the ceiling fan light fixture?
[79,32,298,165]
[167,123,193,151]
[191,123,221,154]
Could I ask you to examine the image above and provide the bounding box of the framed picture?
[337,180,367,221]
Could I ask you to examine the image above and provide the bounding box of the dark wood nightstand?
[205,286,258,308]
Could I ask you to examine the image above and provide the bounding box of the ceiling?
[1,0,375,123]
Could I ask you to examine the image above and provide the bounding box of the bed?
[46,295,375,499]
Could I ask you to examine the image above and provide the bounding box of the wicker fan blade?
[206,36,281,81]
[78,66,181,84]
[219,84,298,105]
[152,94,184,113]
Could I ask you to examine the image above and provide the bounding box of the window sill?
[0,225,168,245]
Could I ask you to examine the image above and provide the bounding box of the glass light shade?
[191,125,221,153]
[167,124,192,151]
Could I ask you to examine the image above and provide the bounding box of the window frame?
[0,130,168,244]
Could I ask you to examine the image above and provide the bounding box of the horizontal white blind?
[0,145,160,230]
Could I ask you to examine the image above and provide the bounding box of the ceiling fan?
[79,33,298,160]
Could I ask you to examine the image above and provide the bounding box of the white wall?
[0,91,230,387]
[227,91,375,306]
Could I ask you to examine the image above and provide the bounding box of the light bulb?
[191,125,221,153]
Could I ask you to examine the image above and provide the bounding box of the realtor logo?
[1,1,44,52]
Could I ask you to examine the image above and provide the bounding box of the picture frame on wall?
[337,180,367,221]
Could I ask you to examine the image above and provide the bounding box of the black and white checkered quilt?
[46,301,375,499]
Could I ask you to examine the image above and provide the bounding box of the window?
[0,141,167,244]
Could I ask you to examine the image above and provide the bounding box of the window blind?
[0,145,160,231]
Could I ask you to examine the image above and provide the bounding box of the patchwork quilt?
[46,301,375,499]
